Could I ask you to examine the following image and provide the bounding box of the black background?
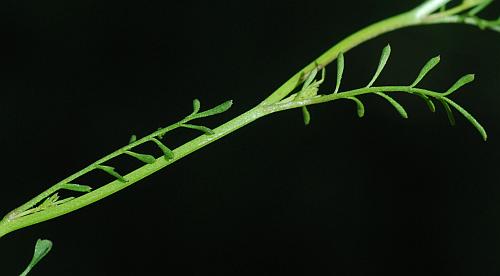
[1,1,500,275]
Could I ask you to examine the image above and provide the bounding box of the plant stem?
[260,0,454,105]
[0,0,491,239]
[263,86,444,113]
[0,106,267,238]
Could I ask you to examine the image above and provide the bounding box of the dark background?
[1,0,499,275]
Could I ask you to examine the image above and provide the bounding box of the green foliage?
[20,239,53,276]
[151,138,175,160]
[444,74,475,96]
[346,97,365,118]
[186,100,233,120]
[367,44,391,87]
[0,0,498,273]
[410,55,440,87]
[415,92,437,112]
[439,98,456,125]
[59,183,92,193]
[374,92,408,119]
[295,66,325,125]
[443,97,487,140]
[277,45,487,141]
[191,98,201,115]
[334,52,344,93]
[125,151,157,164]
[467,0,493,15]
[97,165,127,183]
[180,123,215,135]
[4,99,233,223]
[128,135,137,144]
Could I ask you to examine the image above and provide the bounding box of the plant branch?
[0,0,496,239]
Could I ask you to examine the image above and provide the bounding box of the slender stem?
[0,85,459,238]
[263,86,444,113]
[425,15,500,32]
[6,119,186,219]
[0,0,493,238]
[260,13,417,105]
[260,0,455,105]
[0,106,267,237]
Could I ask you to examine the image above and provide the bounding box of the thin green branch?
[426,15,500,32]
[260,0,497,106]
[0,106,267,237]
[4,100,233,221]
[0,0,496,239]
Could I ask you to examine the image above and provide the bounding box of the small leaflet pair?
[296,44,486,141]
[27,99,233,214]
[94,99,233,183]
[181,98,233,134]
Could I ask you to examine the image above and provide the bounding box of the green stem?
[260,13,417,105]
[0,106,267,237]
[426,15,500,32]
[5,120,185,220]
[0,0,490,238]
[263,86,444,113]
[259,0,457,105]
